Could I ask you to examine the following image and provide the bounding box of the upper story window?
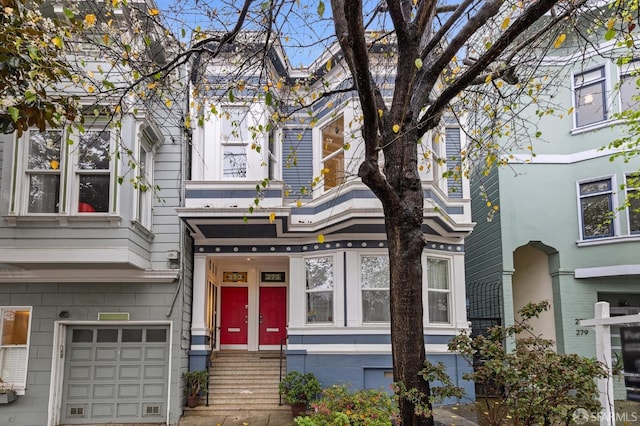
[20,126,114,214]
[320,115,345,191]
[426,257,451,324]
[305,256,334,324]
[574,66,607,128]
[360,255,390,323]
[626,174,640,235]
[0,307,32,393]
[221,107,249,178]
[134,131,157,230]
[578,177,615,239]
[619,60,640,111]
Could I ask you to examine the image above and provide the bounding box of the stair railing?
[278,335,287,406]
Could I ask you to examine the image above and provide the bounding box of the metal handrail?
[278,335,287,406]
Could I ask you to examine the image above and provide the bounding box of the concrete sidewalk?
[178,405,479,425]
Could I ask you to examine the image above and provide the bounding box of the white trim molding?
[575,264,640,278]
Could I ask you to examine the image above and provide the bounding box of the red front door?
[259,287,287,345]
[220,287,248,345]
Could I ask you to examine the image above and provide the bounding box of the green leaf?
[604,29,616,41]
[261,1,270,10]
[228,89,235,102]
[7,107,19,122]
[63,8,75,19]
[317,1,325,17]
[265,91,272,106]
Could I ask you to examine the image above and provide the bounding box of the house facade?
[465,14,640,399]
[0,1,192,425]
[178,38,475,399]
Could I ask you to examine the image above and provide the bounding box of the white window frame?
[0,306,32,395]
[425,256,452,325]
[267,125,281,181]
[577,176,618,240]
[220,106,250,179]
[359,254,390,324]
[304,255,335,325]
[626,173,640,235]
[572,64,609,128]
[134,134,155,230]
[15,126,116,216]
[314,113,346,194]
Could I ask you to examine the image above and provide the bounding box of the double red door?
[220,286,286,346]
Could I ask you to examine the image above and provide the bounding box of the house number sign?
[223,271,248,282]
[261,272,285,282]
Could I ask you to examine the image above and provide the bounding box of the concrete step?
[183,403,291,417]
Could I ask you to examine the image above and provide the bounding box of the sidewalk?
[178,405,480,425]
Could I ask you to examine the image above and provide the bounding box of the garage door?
[61,325,169,424]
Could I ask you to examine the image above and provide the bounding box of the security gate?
[61,325,169,424]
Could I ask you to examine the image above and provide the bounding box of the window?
[361,256,390,323]
[619,60,640,111]
[221,107,249,178]
[320,115,345,190]
[579,178,614,239]
[427,258,450,324]
[20,126,113,214]
[305,257,333,323]
[0,307,31,391]
[574,66,607,127]
[267,127,279,180]
[135,136,154,229]
[627,174,640,234]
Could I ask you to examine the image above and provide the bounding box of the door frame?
[47,320,173,426]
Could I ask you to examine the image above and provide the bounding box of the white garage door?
[61,325,169,424]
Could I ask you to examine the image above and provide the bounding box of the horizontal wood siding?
[445,127,463,198]
[282,127,313,199]
[465,167,503,284]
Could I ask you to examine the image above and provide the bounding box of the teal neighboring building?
[465,19,640,399]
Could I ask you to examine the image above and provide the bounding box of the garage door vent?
[69,407,85,417]
[146,405,160,415]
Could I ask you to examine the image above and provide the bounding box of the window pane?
[28,174,60,213]
[427,258,449,290]
[28,131,61,170]
[428,292,450,323]
[630,195,640,234]
[620,73,639,111]
[581,194,613,238]
[306,257,333,291]
[1,310,30,345]
[361,256,389,289]
[580,179,611,196]
[79,131,110,170]
[146,328,167,343]
[307,292,333,323]
[574,67,604,85]
[122,329,143,342]
[72,329,94,343]
[96,329,118,343]
[363,290,390,322]
[221,108,249,142]
[79,174,110,212]
[575,81,606,127]
[321,116,344,190]
[223,145,247,177]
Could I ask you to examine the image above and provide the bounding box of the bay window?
[361,256,390,323]
[26,131,62,213]
[221,107,249,178]
[627,174,640,234]
[427,257,451,324]
[305,256,334,323]
[320,115,345,190]
[574,66,607,127]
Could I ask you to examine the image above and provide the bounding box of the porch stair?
[183,350,291,417]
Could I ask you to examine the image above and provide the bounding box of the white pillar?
[594,301,615,426]
[191,255,208,349]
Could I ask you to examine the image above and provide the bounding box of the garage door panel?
[62,325,169,424]
[93,384,115,399]
[95,365,117,380]
[95,347,117,361]
[69,347,93,361]
[145,346,167,360]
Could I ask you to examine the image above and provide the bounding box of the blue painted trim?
[195,240,464,254]
[190,335,208,345]
[285,349,307,355]
[426,335,456,345]
[343,251,347,327]
[186,189,282,199]
[288,334,455,345]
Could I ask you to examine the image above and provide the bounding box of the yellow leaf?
[501,16,510,30]
[165,99,173,108]
[567,107,574,114]
[51,36,63,49]
[392,124,400,133]
[102,34,110,44]
[378,109,383,118]
[326,58,332,72]
[607,18,616,30]
[84,14,96,26]
[148,8,159,16]
[114,105,121,113]
[496,81,503,88]
[553,33,566,48]
[50,160,59,170]
[317,234,325,243]
[87,86,95,93]
[296,200,302,208]
[414,58,423,69]
[485,74,492,83]
[147,82,157,90]
[269,212,276,223]
[276,81,283,90]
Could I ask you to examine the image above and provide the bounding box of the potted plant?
[182,370,208,408]
[279,371,322,416]
[0,379,17,404]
